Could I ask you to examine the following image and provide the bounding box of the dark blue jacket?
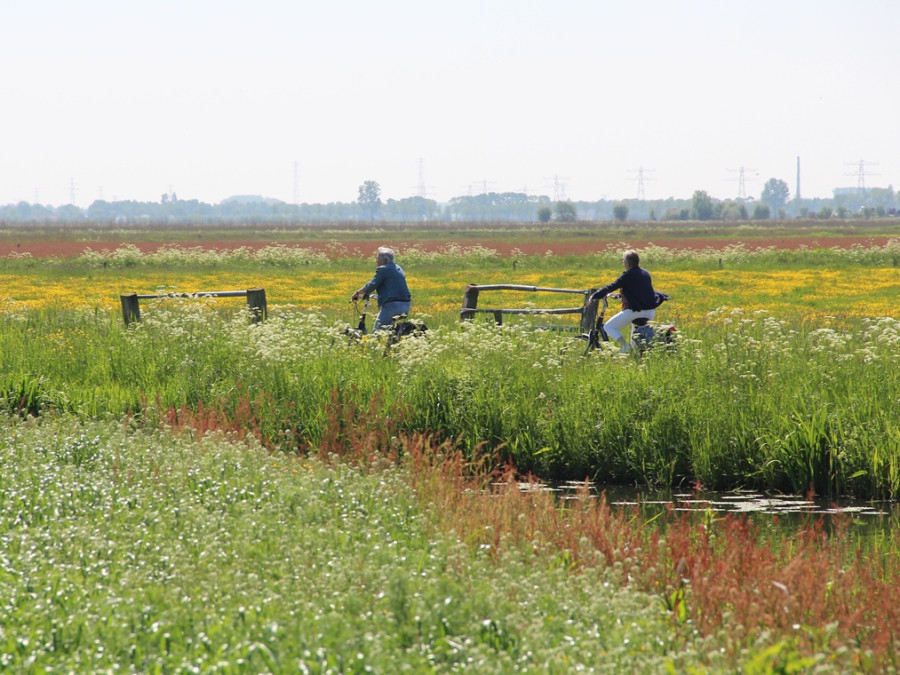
[361,262,411,308]
[596,266,656,311]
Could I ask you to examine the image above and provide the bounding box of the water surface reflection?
[514,481,900,536]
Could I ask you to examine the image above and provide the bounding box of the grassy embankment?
[2,239,898,497]
[3,410,900,672]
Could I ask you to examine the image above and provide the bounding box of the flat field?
[1,216,896,255]
[3,219,899,491]
[3,220,899,324]
[2,219,900,672]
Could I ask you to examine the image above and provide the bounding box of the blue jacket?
[361,262,411,308]
[596,266,656,311]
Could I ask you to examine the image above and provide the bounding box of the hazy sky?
[2,0,898,207]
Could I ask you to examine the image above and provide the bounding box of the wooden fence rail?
[120,288,267,325]
[460,283,599,332]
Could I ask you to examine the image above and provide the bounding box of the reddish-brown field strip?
[0,236,893,258]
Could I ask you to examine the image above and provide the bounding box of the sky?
[2,0,898,207]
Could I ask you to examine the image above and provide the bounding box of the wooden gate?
[460,284,598,332]
[120,288,267,325]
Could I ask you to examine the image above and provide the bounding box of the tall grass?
[3,234,899,670]
[3,409,899,672]
[0,413,674,672]
[2,293,898,499]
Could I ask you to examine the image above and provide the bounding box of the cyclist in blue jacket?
[351,247,412,332]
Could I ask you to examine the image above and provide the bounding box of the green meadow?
[1,226,899,671]
[2,240,899,498]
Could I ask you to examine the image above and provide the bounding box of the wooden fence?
[120,288,267,325]
[460,284,599,332]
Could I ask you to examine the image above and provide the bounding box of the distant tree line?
[1,180,896,224]
[597,180,898,223]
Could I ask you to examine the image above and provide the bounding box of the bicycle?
[575,293,676,356]
[347,294,427,348]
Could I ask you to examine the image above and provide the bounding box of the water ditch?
[513,481,900,537]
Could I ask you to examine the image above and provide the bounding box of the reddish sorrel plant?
[300,392,900,670]
[653,509,900,669]
[314,386,409,469]
[142,388,267,444]
[396,435,900,670]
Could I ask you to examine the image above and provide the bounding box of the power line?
[457,178,496,197]
[628,167,654,200]
[543,175,568,201]
[726,166,758,199]
[470,178,496,195]
[845,159,879,192]
[414,157,432,198]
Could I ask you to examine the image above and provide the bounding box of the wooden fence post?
[460,284,480,321]
[580,289,599,332]
[120,293,140,325]
[246,288,267,323]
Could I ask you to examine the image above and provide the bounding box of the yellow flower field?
[2,265,897,325]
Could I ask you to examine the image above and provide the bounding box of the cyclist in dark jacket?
[591,249,657,352]
[351,247,412,332]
